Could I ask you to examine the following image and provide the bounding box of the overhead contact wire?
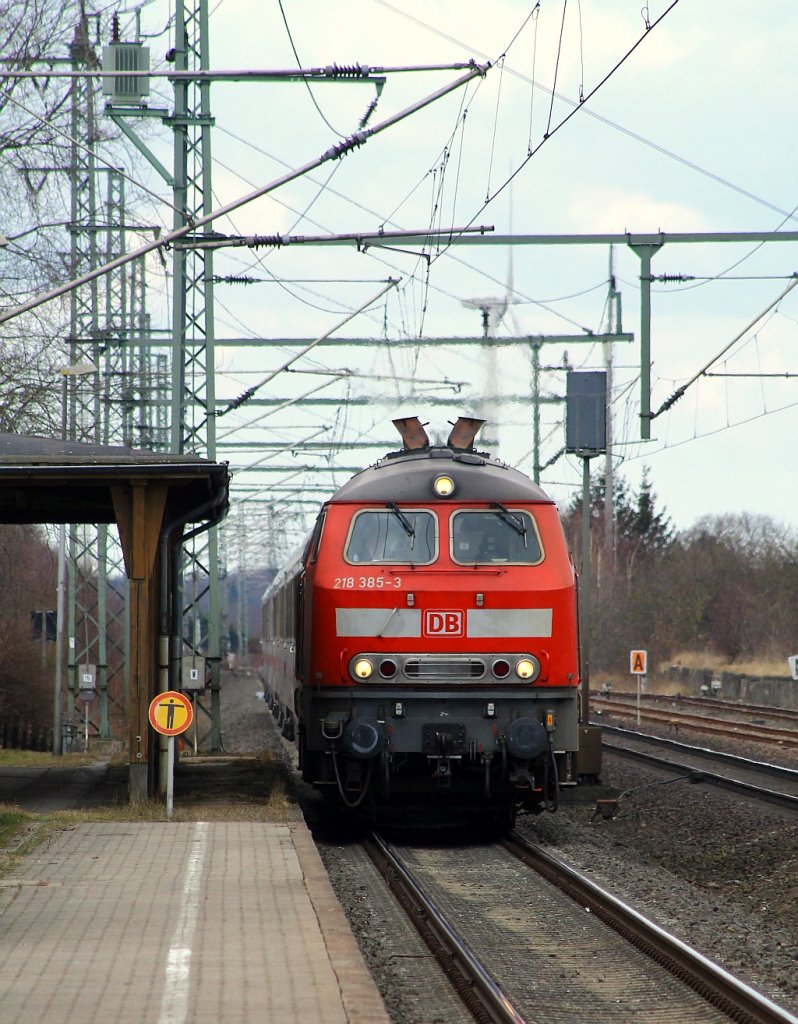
[376,0,794,223]
[485,56,505,202]
[546,0,569,136]
[527,4,541,155]
[432,0,682,261]
[277,0,344,136]
[650,276,798,420]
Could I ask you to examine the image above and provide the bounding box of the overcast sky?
[121,0,798,552]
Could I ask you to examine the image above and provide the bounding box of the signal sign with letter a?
[630,649,648,675]
[424,610,464,637]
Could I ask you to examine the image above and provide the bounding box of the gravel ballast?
[222,672,798,1022]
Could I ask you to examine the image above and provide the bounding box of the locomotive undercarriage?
[292,686,578,822]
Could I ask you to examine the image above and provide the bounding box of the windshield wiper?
[387,502,416,539]
[491,502,528,546]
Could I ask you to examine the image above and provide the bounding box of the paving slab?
[0,819,389,1024]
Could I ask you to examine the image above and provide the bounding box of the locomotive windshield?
[451,509,543,564]
[346,508,436,564]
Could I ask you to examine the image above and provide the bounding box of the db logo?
[424,610,464,637]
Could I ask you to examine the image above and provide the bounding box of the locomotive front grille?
[404,658,485,680]
[350,651,540,684]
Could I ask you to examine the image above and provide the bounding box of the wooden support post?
[112,481,168,799]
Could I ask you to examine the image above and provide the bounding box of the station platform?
[0,817,390,1024]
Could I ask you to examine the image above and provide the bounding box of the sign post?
[630,649,648,727]
[148,691,194,820]
[78,664,97,752]
[566,370,608,723]
[181,659,206,756]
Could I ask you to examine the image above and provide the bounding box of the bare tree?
[562,471,798,671]
[677,514,798,661]
[0,1,87,433]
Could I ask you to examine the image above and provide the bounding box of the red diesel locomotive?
[261,416,581,825]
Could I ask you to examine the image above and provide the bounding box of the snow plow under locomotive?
[261,416,582,827]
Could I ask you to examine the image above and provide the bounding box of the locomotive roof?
[328,446,553,504]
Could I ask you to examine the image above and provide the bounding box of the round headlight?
[433,474,455,497]
[379,659,398,679]
[515,657,540,681]
[352,658,374,680]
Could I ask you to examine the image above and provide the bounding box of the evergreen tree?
[616,468,674,558]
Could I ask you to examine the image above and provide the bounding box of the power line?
[0,61,489,325]
[435,1,683,253]
[650,276,798,420]
[277,0,344,136]
[375,0,794,225]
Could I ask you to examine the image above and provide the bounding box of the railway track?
[594,691,798,727]
[598,725,798,814]
[591,695,798,748]
[364,833,523,1024]
[363,830,798,1024]
[504,832,798,1024]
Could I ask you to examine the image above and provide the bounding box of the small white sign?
[78,664,96,689]
[788,655,798,681]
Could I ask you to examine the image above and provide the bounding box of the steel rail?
[593,692,798,726]
[598,724,798,781]
[591,698,798,748]
[364,833,531,1024]
[602,738,798,813]
[504,833,798,1024]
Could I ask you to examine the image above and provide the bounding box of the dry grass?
[0,750,98,768]
[0,749,300,879]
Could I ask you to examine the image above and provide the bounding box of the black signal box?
[566,371,607,454]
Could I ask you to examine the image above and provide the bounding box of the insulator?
[359,98,379,130]
[248,235,285,249]
[322,132,368,161]
[324,63,369,78]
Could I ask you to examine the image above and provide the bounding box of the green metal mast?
[65,13,136,746]
[171,0,222,749]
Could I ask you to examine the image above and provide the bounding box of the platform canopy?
[0,432,229,525]
[0,432,231,798]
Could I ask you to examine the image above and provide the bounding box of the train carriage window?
[345,509,437,564]
[285,578,297,643]
[262,599,273,642]
[451,509,543,565]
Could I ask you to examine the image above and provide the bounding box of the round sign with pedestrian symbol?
[148,691,193,736]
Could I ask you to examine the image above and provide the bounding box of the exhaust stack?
[392,416,429,451]
[447,416,485,451]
